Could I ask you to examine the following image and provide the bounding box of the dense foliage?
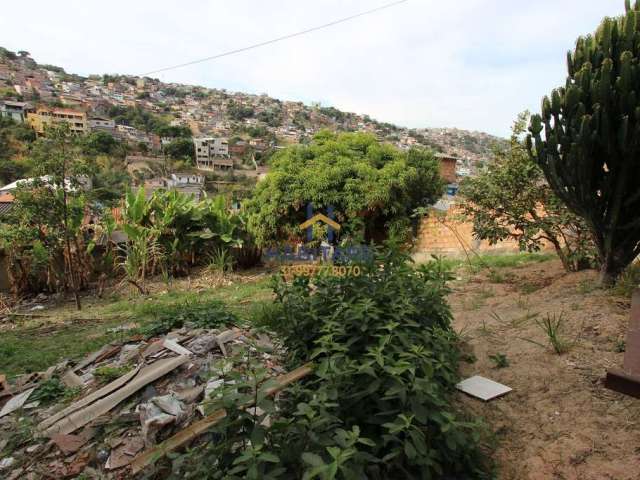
[246,131,444,246]
[176,249,491,479]
[0,125,91,305]
[460,113,596,272]
[119,188,245,291]
[528,1,640,283]
[0,116,36,184]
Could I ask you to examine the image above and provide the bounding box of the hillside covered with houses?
[0,47,503,194]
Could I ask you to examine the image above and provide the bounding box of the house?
[168,173,204,187]
[229,141,247,156]
[143,173,205,201]
[27,107,88,135]
[193,137,232,171]
[0,101,30,123]
[89,116,116,133]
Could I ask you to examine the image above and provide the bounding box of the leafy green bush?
[30,378,67,405]
[140,298,238,337]
[177,248,491,479]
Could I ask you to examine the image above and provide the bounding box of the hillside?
[0,46,504,172]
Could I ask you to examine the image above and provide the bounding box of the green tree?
[1,124,92,307]
[460,113,595,272]
[163,138,195,162]
[246,131,444,245]
[227,101,254,121]
[528,2,640,284]
[0,117,36,185]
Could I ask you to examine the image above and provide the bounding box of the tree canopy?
[460,113,595,272]
[246,131,444,246]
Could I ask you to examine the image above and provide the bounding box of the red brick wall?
[413,204,536,260]
[439,158,457,184]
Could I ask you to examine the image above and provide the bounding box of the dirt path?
[450,260,640,479]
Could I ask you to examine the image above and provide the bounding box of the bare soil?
[451,260,640,480]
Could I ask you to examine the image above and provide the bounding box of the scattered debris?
[131,363,314,474]
[0,324,289,478]
[456,375,512,401]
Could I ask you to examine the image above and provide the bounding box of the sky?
[0,0,625,137]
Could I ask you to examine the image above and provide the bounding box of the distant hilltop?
[0,46,505,172]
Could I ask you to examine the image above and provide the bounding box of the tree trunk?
[599,254,628,286]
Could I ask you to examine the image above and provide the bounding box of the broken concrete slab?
[0,388,35,418]
[51,433,87,455]
[60,370,84,388]
[105,436,144,470]
[152,393,186,418]
[456,375,512,401]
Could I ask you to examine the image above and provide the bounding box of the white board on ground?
[456,375,512,401]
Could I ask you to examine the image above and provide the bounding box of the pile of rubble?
[0,324,305,479]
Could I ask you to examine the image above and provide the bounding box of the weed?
[488,353,509,368]
[425,253,554,274]
[250,302,285,332]
[577,280,600,295]
[140,298,238,337]
[516,295,529,310]
[30,378,66,404]
[466,286,495,310]
[2,417,35,454]
[611,263,640,297]
[208,247,234,275]
[62,386,83,403]
[94,366,132,383]
[488,270,506,283]
[536,312,571,354]
[461,351,478,363]
[614,338,626,353]
[519,282,541,295]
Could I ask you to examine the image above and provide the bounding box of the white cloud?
[0,0,625,136]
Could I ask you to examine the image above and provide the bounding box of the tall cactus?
[528,1,640,284]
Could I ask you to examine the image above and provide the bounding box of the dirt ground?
[451,259,640,480]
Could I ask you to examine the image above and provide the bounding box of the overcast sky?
[0,0,624,136]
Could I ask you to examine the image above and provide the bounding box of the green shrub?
[178,248,491,479]
[140,298,238,337]
[30,378,67,404]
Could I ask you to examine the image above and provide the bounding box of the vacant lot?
[452,258,640,480]
[1,255,638,479]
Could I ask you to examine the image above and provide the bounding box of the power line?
[140,0,409,77]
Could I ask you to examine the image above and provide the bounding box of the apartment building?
[27,107,88,135]
[193,137,232,171]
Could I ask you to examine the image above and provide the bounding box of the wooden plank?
[42,356,189,436]
[38,365,142,432]
[130,363,313,474]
